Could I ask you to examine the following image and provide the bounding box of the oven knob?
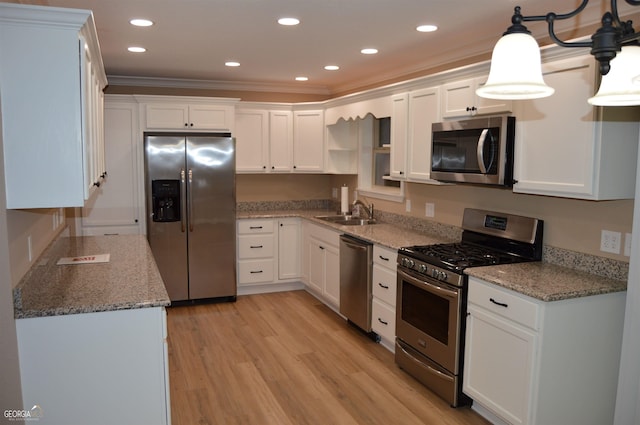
[431,269,439,279]
[408,260,415,268]
[440,271,448,281]
[418,264,427,273]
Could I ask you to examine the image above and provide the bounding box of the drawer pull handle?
[250,270,263,274]
[490,298,508,308]
[379,255,390,261]
[377,318,388,326]
[250,226,263,229]
[378,282,389,289]
[250,245,263,249]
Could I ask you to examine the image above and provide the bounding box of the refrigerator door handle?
[188,169,194,232]
[180,169,186,233]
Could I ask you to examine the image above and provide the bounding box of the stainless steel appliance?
[431,116,515,186]
[340,234,373,332]
[396,208,543,407]
[144,133,236,302]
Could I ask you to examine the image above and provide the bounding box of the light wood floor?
[167,290,490,425]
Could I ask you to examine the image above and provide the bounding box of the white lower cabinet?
[464,276,626,425]
[237,218,302,294]
[16,307,170,425]
[371,244,397,351]
[302,221,341,309]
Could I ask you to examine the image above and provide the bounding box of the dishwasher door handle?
[342,239,369,251]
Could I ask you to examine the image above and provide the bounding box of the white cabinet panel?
[390,93,408,179]
[513,55,639,200]
[441,77,512,118]
[16,308,169,425]
[278,218,300,280]
[0,4,107,208]
[235,109,269,172]
[293,110,324,172]
[407,86,442,182]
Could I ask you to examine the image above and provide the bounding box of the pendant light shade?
[588,45,640,106]
[476,32,555,100]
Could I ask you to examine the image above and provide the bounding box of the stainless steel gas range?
[395,208,544,407]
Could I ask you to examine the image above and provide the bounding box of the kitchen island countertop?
[13,234,170,319]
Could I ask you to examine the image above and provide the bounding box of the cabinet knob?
[190,123,194,127]
[293,165,297,169]
[93,181,101,188]
[272,166,275,169]
[263,166,267,169]
[184,123,188,127]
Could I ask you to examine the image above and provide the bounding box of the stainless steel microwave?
[431,116,515,187]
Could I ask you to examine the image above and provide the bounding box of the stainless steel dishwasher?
[339,234,373,333]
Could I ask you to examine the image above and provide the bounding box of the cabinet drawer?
[468,277,540,330]
[238,234,274,259]
[237,219,274,234]
[238,259,274,284]
[373,245,397,270]
[372,264,397,307]
[372,298,395,342]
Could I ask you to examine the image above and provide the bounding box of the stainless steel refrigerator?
[144,133,236,302]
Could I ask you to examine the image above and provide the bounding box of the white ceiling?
[12,0,640,94]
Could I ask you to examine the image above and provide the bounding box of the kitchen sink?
[314,215,376,226]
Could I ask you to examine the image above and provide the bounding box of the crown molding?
[106,75,331,96]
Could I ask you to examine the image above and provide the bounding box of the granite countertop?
[238,208,627,302]
[237,208,454,249]
[13,235,170,319]
[466,262,627,302]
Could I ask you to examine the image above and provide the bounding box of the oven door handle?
[398,269,458,299]
[397,340,455,383]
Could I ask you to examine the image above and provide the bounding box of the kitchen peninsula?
[13,235,171,425]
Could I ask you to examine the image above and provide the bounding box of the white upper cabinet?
[441,76,512,118]
[0,3,107,209]
[293,109,324,172]
[140,97,237,131]
[235,107,293,173]
[407,86,442,182]
[513,54,640,200]
[235,109,269,172]
[389,93,409,179]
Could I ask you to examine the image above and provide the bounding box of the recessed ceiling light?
[324,65,340,71]
[127,46,146,53]
[417,24,438,33]
[130,18,153,27]
[278,17,300,26]
[225,61,240,67]
[361,48,378,55]
[295,76,309,81]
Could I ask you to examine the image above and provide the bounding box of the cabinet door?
[464,305,536,425]
[390,93,408,179]
[306,237,325,295]
[278,219,300,280]
[293,110,324,172]
[407,87,440,181]
[270,111,294,172]
[81,98,142,235]
[441,78,476,118]
[235,109,269,172]
[323,243,340,308]
[145,103,189,129]
[441,77,511,118]
[513,56,597,198]
[188,104,234,130]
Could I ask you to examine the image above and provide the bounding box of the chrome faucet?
[352,199,374,220]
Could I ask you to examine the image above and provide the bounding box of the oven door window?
[432,127,498,175]
[401,279,451,345]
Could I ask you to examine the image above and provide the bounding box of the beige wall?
[237,174,332,202]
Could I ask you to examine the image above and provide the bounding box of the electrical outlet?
[625,232,632,257]
[406,199,411,212]
[425,202,435,218]
[600,230,621,254]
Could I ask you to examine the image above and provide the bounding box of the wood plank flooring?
[167,290,490,425]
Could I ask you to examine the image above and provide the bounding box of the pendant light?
[478,0,640,105]
[476,10,554,100]
[589,45,640,105]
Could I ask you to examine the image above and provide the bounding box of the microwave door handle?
[476,129,489,174]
